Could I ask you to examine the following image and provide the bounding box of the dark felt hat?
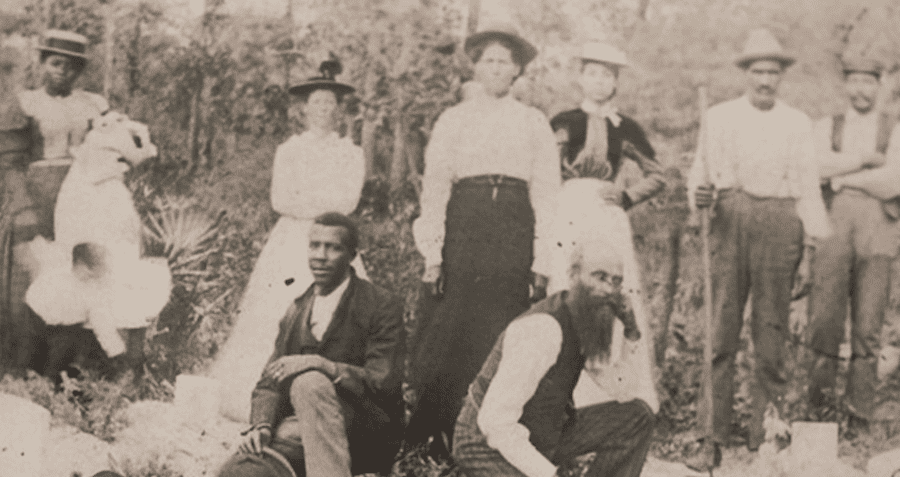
[288,59,355,98]
[37,29,89,61]
[464,21,538,67]
[217,448,298,477]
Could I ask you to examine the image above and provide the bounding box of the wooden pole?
[103,3,115,98]
[467,0,481,36]
[695,86,715,445]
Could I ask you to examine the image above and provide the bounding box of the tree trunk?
[637,0,651,20]
[361,110,379,180]
[127,13,142,101]
[188,78,204,168]
[103,4,115,98]
[655,224,682,366]
[406,126,424,197]
[467,0,481,36]
[389,113,408,193]
[388,21,416,193]
[360,54,382,181]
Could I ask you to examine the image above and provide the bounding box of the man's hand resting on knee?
[263,355,339,383]
[238,426,272,454]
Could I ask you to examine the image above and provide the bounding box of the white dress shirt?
[687,95,832,241]
[413,94,561,276]
[477,306,656,477]
[309,273,350,341]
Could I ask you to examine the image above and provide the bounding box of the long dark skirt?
[407,178,534,453]
[0,163,69,373]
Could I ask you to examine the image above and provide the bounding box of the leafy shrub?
[0,370,130,442]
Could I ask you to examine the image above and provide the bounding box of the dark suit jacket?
[249,269,405,457]
[550,109,665,208]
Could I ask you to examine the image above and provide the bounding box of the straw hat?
[842,56,884,78]
[464,21,538,67]
[37,29,89,60]
[288,59,355,99]
[734,28,795,69]
[579,42,628,67]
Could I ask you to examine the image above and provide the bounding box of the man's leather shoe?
[684,438,721,473]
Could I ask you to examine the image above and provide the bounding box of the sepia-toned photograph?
[2,0,900,476]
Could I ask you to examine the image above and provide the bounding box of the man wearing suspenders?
[807,57,900,433]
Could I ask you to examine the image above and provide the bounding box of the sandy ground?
[48,400,244,477]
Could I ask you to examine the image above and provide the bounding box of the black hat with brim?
[288,58,355,98]
[464,22,538,67]
[288,79,355,98]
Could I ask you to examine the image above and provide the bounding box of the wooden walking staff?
[694,85,716,473]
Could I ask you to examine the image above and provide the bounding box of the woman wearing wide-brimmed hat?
[211,59,369,423]
[406,22,561,454]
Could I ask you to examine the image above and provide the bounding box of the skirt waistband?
[454,174,527,189]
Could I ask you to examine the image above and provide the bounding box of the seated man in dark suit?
[219,212,405,477]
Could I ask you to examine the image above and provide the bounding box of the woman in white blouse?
[212,60,367,422]
[406,23,561,455]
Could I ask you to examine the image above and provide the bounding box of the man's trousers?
[220,372,353,477]
[452,399,655,477]
[807,190,897,420]
[698,190,803,449]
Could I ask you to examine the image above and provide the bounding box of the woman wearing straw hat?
[407,22,561,455]
[18,30,109,240]
[549,42,664,209]
[3,30,108,373]
[211,59,369,423]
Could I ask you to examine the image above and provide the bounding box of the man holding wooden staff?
[685,28,832,471]
[807,57,900,433]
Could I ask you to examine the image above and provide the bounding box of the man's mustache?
[850,94,874,104]
[756,85,775,94]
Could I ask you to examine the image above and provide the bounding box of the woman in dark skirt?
[14,30,109,376]
[0,46,40,373]
[407,23,561,455]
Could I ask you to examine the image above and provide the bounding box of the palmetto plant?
[143,195,224,272]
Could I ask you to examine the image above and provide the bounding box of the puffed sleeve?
[528,110,561,278]
[270,137,365,220]
[413,109,457,269]
[89,92,110,115]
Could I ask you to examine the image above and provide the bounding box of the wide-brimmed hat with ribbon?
[579,41,628,68]
[842,56,885,78]
[288,58,355,99]
[37,29,89,61]
[734,28,795,69]
[464,21,538,67]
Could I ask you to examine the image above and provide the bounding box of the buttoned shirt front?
[687,95,832,241]
[308,273,350,341]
